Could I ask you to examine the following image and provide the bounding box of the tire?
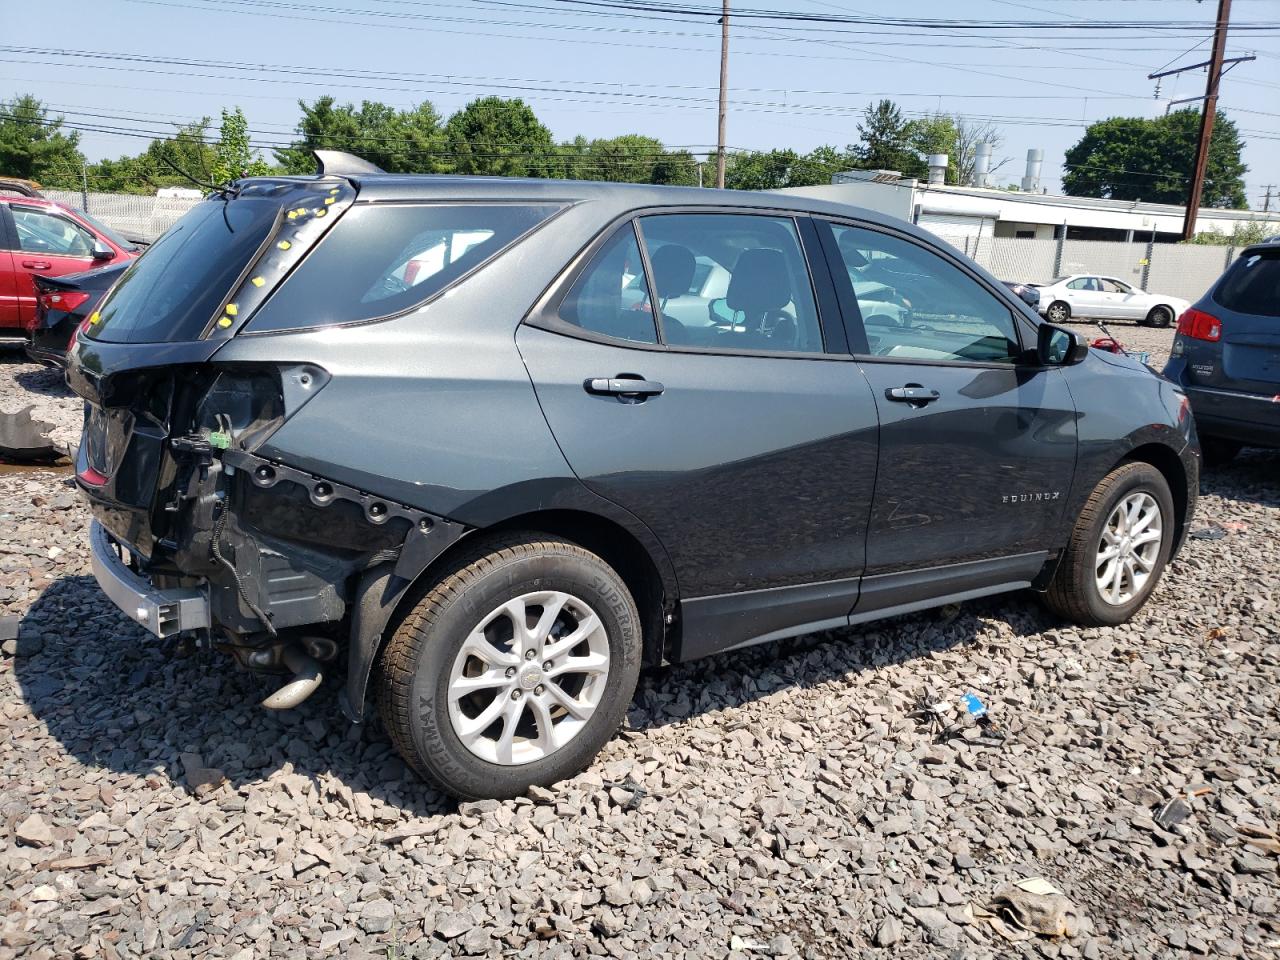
[1147,305,1174,328]
[1200,436,1241,467]
[378,533,642,800]
[1046,301,1071,324]
[1043,462,1175,626]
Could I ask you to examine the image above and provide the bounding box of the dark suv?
[1162,241,1280,465]
[67,155,1198,799]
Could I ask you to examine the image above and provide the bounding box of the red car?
[0,186,142,344]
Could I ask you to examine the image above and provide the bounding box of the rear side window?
[246,203,563,334]
[1216,251,1280,318]
[559,225,658,345]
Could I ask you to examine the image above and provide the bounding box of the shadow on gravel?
[13,367,71,397]
[14,570,1052,816]
[1198,448,1280,510]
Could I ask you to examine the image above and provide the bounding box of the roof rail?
[312,150,386,176]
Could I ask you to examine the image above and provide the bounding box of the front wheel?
[1044,462,1174,626]
[1147,305,1174,328]
[378,534,642,800]
[1045,301,1071,324]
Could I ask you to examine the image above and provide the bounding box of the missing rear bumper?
[90,520,210,638]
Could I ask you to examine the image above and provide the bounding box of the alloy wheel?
[447,591,610,765]
[1095,492,1163,605]
[1047,303,1068,323]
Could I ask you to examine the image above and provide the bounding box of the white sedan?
[1033,274,1189,327]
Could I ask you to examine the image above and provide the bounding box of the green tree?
[1063,110,1247,208]
[211,107,270,183]
[725,145,852,191]
[852,100,920,178]
[275,97,446,174]
[86,119,216,193]
[0,95,86,188]
[1185,219,1271,246]
[443,97,554,177]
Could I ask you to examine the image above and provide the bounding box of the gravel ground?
[1,336,1278,960]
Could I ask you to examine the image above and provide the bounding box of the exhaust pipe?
[261,647,323,710]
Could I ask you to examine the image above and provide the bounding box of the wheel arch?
[343,506,677,722]
[1119,442,1190,549]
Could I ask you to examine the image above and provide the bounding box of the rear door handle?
[22,261,51,270]
[886,385,939,405]
[585,377,665,398]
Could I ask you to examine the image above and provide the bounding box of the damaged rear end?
[67,174,464,712]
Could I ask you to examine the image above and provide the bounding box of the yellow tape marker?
[251,276,265,287]
[278,240,291,250]
[217,317,232,328]
[314,208,326,218]
[88,310,100,325]
[225,304,238,317]
[324,196,336,205]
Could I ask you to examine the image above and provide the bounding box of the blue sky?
[4,0,1278,207]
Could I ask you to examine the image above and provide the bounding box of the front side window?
[636,213,822,354]
[560,225,658,345]
[247,203,563,334]
[11,206,95,256]
[830,223,1021,364]
[1101,279,1132,293]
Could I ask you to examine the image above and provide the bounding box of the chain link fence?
[975,234,1240,303]
[44,189,201,242]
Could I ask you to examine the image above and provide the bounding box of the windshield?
[75,207,141,251]
[86,196,280,343]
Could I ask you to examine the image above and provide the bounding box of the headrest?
[650,244,696,299]
[726,248,791,314]
[837,231,869,268]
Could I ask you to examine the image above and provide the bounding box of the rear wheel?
[378,534,642,800]
[1200,436,1242,467]
[1046,301,1071,323]
[1044,462,1174,626]
[1147,305,1174,328]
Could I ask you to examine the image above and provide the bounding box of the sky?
[3,0,1279,208]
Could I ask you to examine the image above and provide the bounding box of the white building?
[779,157,1279,301]
[783,163,1280,257]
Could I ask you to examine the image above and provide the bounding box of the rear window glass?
[87,197,280,343]
[246,203,563,334]
[1216,252,1280,318]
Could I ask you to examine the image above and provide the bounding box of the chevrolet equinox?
[68,153,1199,799]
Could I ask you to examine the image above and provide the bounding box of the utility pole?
[1264,185,1275,213]
[1181,0,1232,241]
[716,0,729,189]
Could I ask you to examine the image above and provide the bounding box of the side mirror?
[91,241,114,261]
[1037,323,1089,366]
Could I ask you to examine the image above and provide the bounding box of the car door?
[518,210,880,660]
[1066,276,1106,318]
[1100,278,1141,320]
[8,203,100,327]
[0,204,22,332]
[818,220,1078,615]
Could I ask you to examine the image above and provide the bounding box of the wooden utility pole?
[1181,0,1232,241]
[1264,185,1275,213]
[716,0,729,189]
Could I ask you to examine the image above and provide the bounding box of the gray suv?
[67,154,1198,799]
[1162,241,1280,465]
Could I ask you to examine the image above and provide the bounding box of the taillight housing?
[1176,307,1221,342]
[40,290,92,314]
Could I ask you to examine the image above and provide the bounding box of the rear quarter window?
[245,202,564,334]
[1216,251,1280,318]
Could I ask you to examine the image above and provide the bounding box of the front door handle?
[886,385,939,405]
[22,260,51,270]
[585,377,665,399]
